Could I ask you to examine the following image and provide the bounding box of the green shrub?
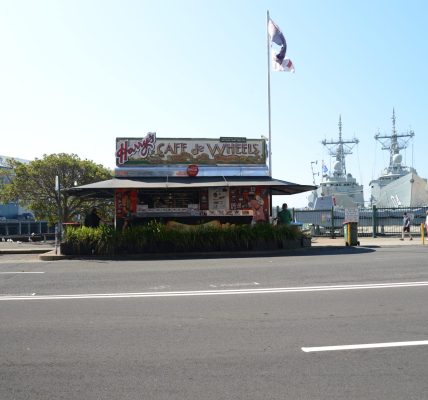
[61,222,305,256]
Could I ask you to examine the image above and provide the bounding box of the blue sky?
[1,0,427,208]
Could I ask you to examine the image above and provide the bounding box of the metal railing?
[0,220,54,239]
[293,206,428,238]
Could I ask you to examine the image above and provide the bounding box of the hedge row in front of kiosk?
[60,221,310,256]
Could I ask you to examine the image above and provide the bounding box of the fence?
[293,206,428,238]
[0,220,54,239]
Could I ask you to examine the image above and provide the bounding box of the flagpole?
[266,10,272,177]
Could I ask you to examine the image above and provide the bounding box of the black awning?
[66,176,316,198]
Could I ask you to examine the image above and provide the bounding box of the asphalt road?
[1,247,428,400]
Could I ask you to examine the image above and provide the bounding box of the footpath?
[0,236,425,261]
[312,236,421,247]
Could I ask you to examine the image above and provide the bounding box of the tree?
[0,154,113,225]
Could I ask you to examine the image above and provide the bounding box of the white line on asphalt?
[210,282,260,288]
[0,260,42,264]
[0,271,45,274]
[0,281,427,301]
[148,285,171,290]
[302,340,428,352]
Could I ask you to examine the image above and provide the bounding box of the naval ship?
[369,110,428,208]
[307,116,365,209]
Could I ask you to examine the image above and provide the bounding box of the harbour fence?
[291,206,428,238]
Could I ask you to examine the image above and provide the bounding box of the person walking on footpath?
[401,212,412,240]
[277,203,293,225]
[425,210,428,237]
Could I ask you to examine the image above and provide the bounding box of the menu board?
[209,188,229,210]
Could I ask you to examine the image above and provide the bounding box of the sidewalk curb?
[39,250,70,261]
[38,247,317,261]
[0,248,54,255]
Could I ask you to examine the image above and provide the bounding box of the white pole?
[266,10,272,177]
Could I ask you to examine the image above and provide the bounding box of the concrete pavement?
[312,235,424,247]
[0,240,55,255]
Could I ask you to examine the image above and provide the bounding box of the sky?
[1,0,427,209]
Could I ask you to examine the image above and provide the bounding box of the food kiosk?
[69,133,315,229]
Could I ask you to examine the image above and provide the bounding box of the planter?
[252,239,280,251]
[301,236,312,247]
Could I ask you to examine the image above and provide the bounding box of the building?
[69,134,315,228]
[0,155,33,220]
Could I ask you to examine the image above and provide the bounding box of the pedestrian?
[400,212,412,241]
[277,203,293,225]
[84,208,101,228]
[425,210,428,237]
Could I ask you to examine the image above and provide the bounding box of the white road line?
[0,281,427,301]
[0,271,45,274]
[302,340,428,353]
[210,282,260,288]
[0,260,42,264]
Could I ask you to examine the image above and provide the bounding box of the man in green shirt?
[278,203,292,225]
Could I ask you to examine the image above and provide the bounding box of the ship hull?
[370,172,428,208]
[308,176,364,209]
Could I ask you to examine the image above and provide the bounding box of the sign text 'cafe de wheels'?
[69,133,315,229]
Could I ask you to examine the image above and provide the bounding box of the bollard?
[422,223,425,245]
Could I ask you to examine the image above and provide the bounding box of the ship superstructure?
[308,116,364,209]
[369,109,428,207]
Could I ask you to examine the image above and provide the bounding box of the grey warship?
[308,116,364,209]
[369,110,428,208]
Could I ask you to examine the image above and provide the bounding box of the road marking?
[0,281,427,301]
[302,340,428,353]
[0,260,42,264]
[0,271,45,274]
[210,282,260,288]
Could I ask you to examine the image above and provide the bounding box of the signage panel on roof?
[116,133,266,167]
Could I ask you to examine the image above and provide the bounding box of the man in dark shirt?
[400,212,412,240]
[84,208,101,228]
[277,203,292,225]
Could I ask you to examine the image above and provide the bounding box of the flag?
[273,56,295,73]
[322,163,328,174]
[268,18,286,48]
[268,17,295,73]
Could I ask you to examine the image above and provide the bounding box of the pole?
[372,205,377,238]
[267,10,272,177]
[55,175,62,255]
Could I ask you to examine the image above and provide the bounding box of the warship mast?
[322,115,359,178]
[374,108,414,175]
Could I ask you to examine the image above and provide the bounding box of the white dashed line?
[0,271,45,274]
[302,340,428,352]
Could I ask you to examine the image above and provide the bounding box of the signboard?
[115,189,137,218]
[209,188,229,210]
[345,208,359,223]
[116,133,266,166]
[186,164,199,177]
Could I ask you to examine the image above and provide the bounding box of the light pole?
[55,175,62,255]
